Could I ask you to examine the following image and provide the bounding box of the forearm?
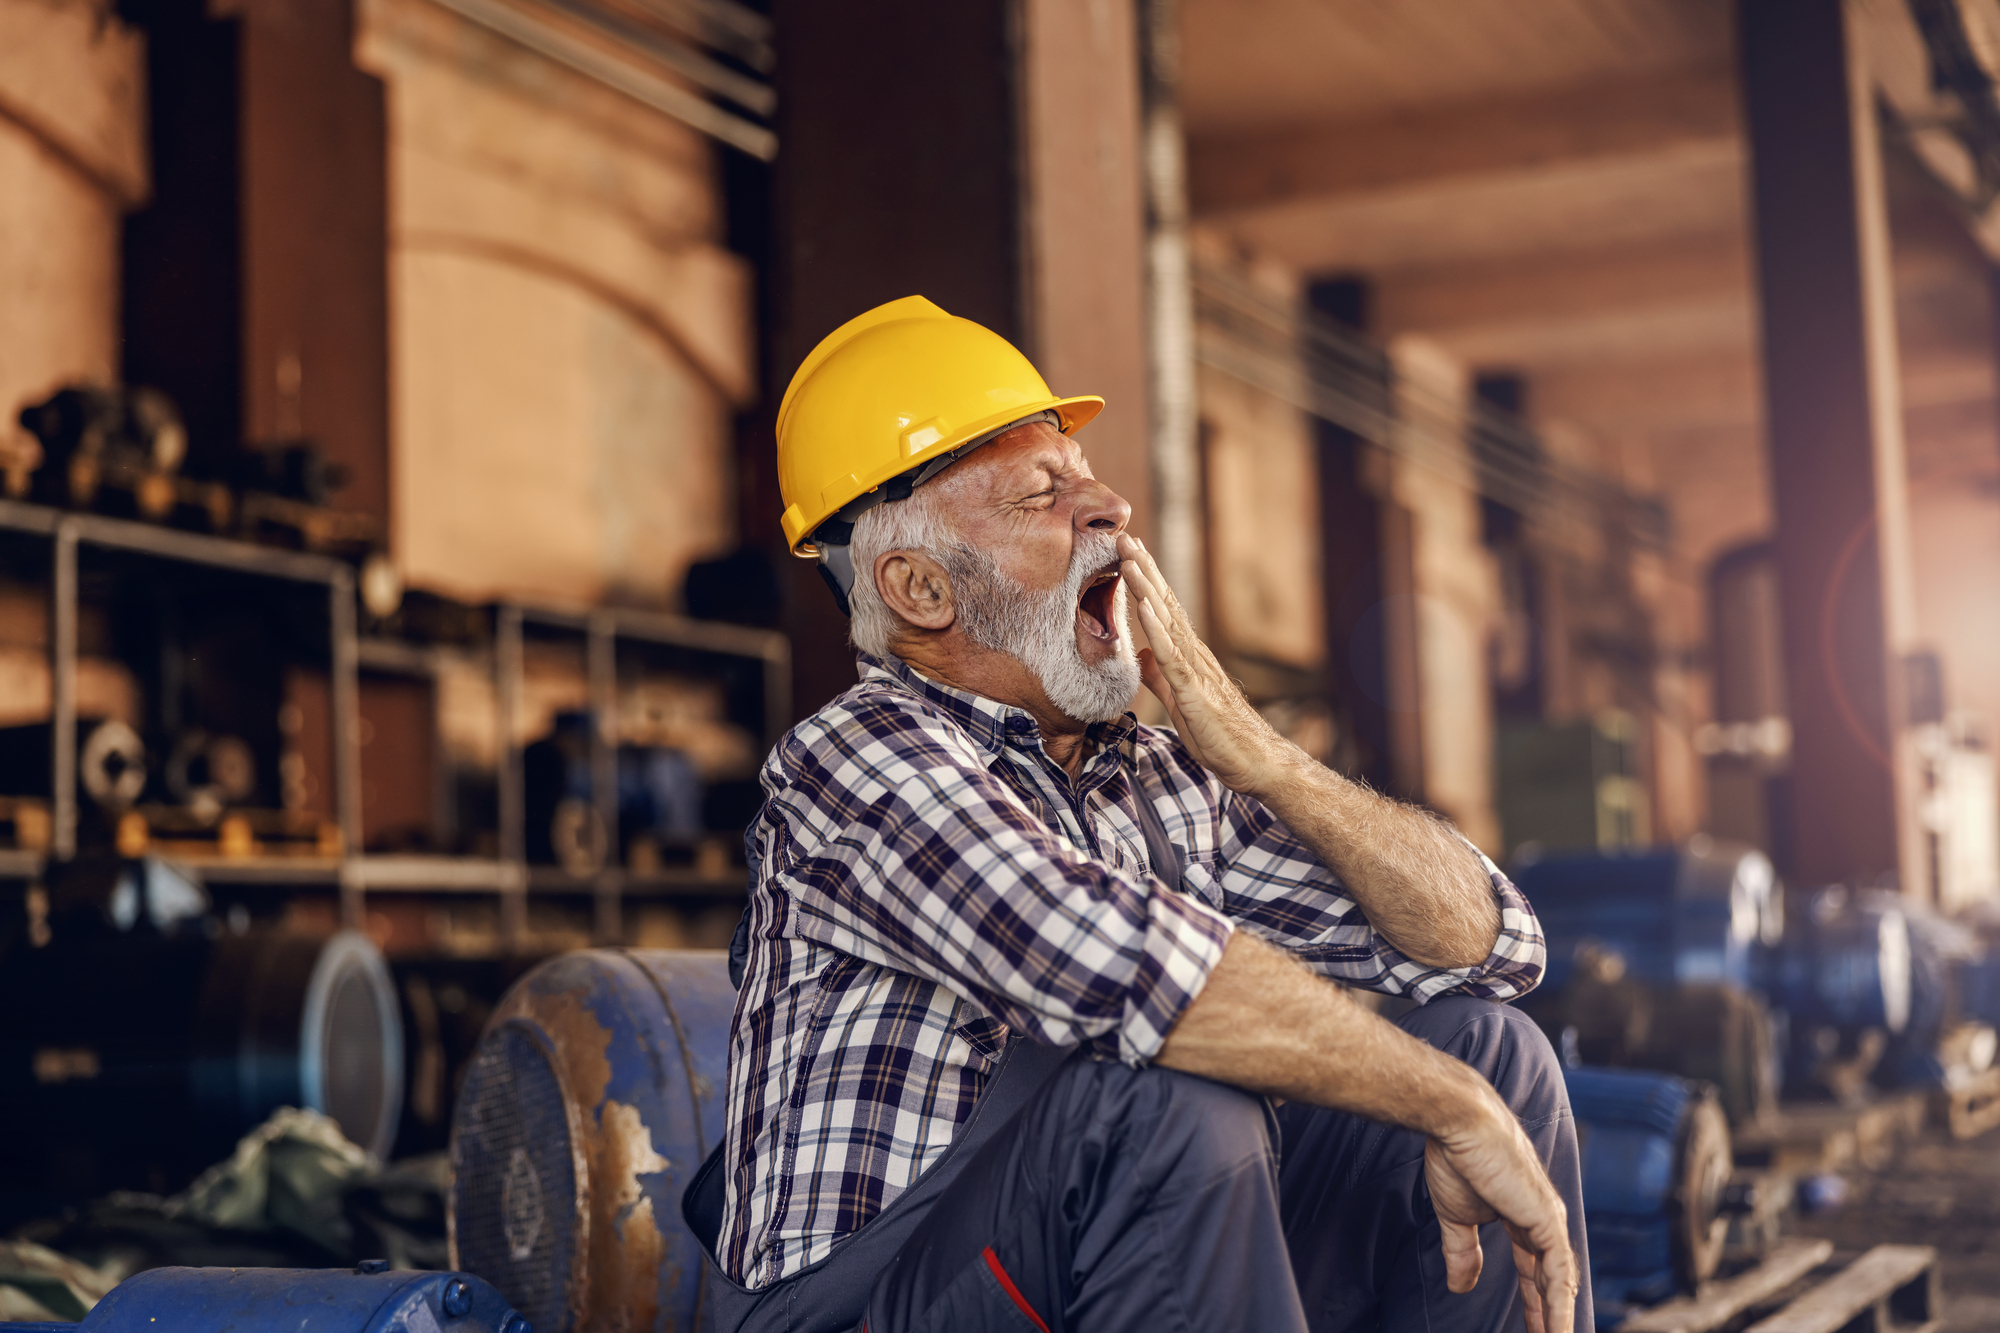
[1156,931,1505,1135]
[1247,751,1499,969]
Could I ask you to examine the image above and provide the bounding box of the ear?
[875,549,957,633]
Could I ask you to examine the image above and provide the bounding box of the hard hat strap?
[811,410,1059,615]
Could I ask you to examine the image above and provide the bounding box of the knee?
[1069,1059,1274,1181]
[1398,997,1567,1122]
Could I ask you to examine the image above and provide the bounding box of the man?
[683,296,1588,1333]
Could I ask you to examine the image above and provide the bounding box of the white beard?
[945,529,1141,723]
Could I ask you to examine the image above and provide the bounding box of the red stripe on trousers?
[981,1246,1052,1333]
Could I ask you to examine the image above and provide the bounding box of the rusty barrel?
[447,949,734,1333]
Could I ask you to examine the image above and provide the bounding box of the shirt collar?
[857,651,1139,764]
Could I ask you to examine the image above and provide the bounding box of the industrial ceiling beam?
[1187,66,1739,218]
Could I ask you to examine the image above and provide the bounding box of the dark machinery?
[1566,1066,1735,1329]
[1515,843,1782,993]
[522,712,705,874]
[17,384,195,519]
[448,949,732,1333]
[0,922,403,1223]
[5,1264,527,1333]
[1516,845,1930,1106]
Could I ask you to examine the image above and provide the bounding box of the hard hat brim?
[786,393,1105,554]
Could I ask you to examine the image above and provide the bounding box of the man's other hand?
[1426,1101,1580,1333]
[1158,934,1577,1333]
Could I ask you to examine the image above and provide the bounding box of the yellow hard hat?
[776,295,1104,555]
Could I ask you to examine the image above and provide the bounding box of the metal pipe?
[51,520,78,858]
[418,0,776,160]
[517,599,786,661]
[587,613,621,943]
[0,498,346,583]
[330,567,363,925]
[494,607,527,949]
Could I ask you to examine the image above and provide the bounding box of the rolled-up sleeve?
[1150,741,1544,1002]
[769,699,1234,1063]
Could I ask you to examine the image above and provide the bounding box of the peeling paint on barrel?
[457,949,733,1333]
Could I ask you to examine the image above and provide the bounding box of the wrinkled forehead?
[933,420,1088,498]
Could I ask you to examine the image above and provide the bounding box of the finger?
[1136,648,1183,727]
[1128,538,1200,642]
[1535,1237,1577,1333]
[1437,1218,1484,1295]
[1122,544,1237,703]
[1513,1242,1545,1333]
[1122,560,1167,648]
[1507,1219,1575,1333]
[1120,554,1172,636]
[1128,540,1238,693]
[1133,583,1194,683]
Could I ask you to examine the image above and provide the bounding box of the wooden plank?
[1619,1238,1834,1333]
[1744,1245,1938,1333]
[1733,1094,1928,1174]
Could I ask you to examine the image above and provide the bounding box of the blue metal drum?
[3,1264,526,1333]
[448,949,734,1333]
[1565,1066,1733,1330]
[1513,843,1780,992]
[1775,889,1911,1034]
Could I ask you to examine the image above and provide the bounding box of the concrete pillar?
[771,0,1151,711]
[123,0,389,528]
[1385,335,1502,853]
[1741,0,1926,893]
[240,0,391,526]
[1135,0,1202,630]
[0,0,148,432]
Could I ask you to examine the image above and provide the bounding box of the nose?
[1073,476,1131,535]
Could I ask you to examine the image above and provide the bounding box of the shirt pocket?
[1177,852,1228,912]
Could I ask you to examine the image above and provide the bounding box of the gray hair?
[840,482,964,660]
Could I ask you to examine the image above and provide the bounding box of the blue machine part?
[1775,889,1911,1034]
[5,1265,526,1333]
[1565,1066,1731,1330]
[449,949,733,1333]
[1513,843,1779,992]
[1959,952,2000,1030]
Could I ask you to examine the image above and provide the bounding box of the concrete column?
[0,0,147,430]
[240,0,391,526]
[123,0,389,529]
[772,0,1152,712]
[1740,0,1926,893]
[1134,0,1202,630]
[1385,335,1502,853]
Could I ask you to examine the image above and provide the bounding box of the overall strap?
[1126,736,1186,893]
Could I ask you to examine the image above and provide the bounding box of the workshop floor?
[1786,1127,2000,1330]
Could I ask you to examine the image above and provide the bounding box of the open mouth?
[1076,565,1121,643]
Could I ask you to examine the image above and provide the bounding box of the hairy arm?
[1249,753,1501,968]
[1118,535,1499,969]
[1158,931,1578,1333]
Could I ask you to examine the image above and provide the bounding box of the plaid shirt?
[719,652,1545,1287]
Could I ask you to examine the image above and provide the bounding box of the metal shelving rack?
[0,496,363,869]
[0,497,789,946]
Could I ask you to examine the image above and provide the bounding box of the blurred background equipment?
[0,921,402,1228]
[448,949,730,1333]
[0,1263,526,1333]
[18,386,189,518]
[1564,1066,1735,1322]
